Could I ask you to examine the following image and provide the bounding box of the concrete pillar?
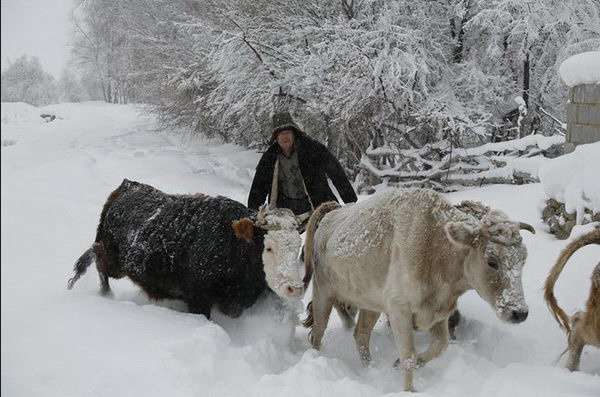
[565,84,600,152]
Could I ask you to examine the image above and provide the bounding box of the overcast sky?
[1,0,74,78]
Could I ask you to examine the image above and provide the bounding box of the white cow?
[303,188,534,392]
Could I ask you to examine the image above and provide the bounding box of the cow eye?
[487,260,498,270]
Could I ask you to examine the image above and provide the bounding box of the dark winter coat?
[88,179,270,317]
[248,134,358,212]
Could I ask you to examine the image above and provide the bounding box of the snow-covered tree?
[57,66,88,103]
[468,0,600,135]
[66,0,600,177]
[70,0,140,103]
[1,55,58,106]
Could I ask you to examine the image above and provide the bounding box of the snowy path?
[1,102,599,397]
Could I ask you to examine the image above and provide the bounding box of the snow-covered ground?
[2,102,599,397]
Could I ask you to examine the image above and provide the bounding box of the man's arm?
[247,153,273,210]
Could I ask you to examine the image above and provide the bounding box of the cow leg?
[448,309,461,339]
[354,309,380,366]
[387,303,417,392]
[94,243,113,297]
[188,300,212,319]
[309,292,334,350]
[98,272,112,297]
[566,337,584,371]
[417,318,449,367]
[334,301,357,329]
[566,313,584,371]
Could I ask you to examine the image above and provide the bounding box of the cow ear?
[232,218,255,243]
[445,221,480,248]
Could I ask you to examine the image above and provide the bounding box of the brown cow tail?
[544,229,600,334]
[302,201,341,334]
[302,201,341,288]
[302,300,314,329]
[67,247,96,290]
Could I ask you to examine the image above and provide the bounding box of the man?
[248,111,357,225]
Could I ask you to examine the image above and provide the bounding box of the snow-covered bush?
[57,68,88,103]
[0,102,46,125]
[1,55,58,106]
[539,142,600,238]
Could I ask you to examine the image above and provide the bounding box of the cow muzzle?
[283,284,304,298]
[509,309,528,323]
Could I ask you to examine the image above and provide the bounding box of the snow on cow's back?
[320,188,444,258]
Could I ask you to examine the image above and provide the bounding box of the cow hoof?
[99,288,114,298]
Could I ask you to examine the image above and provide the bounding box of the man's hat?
[272,111,302,136]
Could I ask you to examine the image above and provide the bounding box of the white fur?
[261,209,304,298]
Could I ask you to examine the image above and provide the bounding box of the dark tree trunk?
[452,24,465,63]
[523,52,530,107]
[519,51,531,138]
[101,81,109,103]
[106,81,113,104]
[342,0,355,20]
[450,0,471,63]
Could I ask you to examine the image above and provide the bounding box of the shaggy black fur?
[69,179,270,318]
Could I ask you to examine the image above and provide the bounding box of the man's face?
[276,130,295,152]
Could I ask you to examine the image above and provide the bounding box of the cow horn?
[255,205,281,230]
[256,205,268,226]
[519,222,535,234]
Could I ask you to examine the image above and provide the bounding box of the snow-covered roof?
[558,51,600,87]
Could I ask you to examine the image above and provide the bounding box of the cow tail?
[67,247,96,290]
[544,229,600,334]
[302,201,341,288]
[68,184,122,291]
[302,300,314,330]
[302,202,341,332]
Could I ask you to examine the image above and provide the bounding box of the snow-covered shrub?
[539,142,600,238]
[1,55,58,106]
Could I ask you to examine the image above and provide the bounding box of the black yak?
[67,179,304,318]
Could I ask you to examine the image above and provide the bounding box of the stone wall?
[565,83,600,152]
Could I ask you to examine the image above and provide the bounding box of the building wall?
[565,84,600,152]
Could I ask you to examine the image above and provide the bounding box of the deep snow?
[1,102,599,397]
[539,142,600,219]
